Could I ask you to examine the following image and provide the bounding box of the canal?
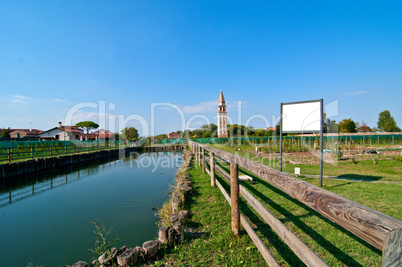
[0,151,182,266]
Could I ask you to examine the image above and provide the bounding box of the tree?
[275,123,280,136]
[203,132,211,138]
[377,110,400,132]
[324,119,338,133]
[1,129,10,138]
[121,127,139,140]
[338,118,357,133]
[75,121,99,135]
[358,121,372,133]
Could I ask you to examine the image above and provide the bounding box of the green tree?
[377,110,400,132]
[183,129,192,138]
[324,119,338,133]
[338,118,357,133]
[75,121,99,135]
[1,129,10,138]
[121,127,139,140]
[275,123,280,136]
[203,132,211,138]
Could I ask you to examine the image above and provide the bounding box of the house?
[93,129,114,140]
[39,122,84,141]
[167,132,180,139]
[9,129,43,139]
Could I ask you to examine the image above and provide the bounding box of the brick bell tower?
[217,90,228,138]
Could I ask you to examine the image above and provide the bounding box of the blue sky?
[1,0,401,136]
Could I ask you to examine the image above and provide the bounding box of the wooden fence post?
[8,148,11,164]
[198,146,201,166]
[210,152,215,187]
[231,161,240,235]
[383,228,402,267]
[31,147,34,160]
[49,146,52,157]
[65,145,68,156]
[201,148,205,173]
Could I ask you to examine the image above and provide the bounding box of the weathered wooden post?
[49,146,52,157]
[201,148,205,173]
[8,148,11,164]
[383,228,402,267]
[230,161,240,235]
[210,152,215,187]
[65,145,68,156]
[31,147,34,160]
[198,146,201,167]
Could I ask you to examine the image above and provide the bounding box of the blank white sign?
[282,101,321,133]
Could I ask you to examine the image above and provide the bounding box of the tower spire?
[218,89,225,104]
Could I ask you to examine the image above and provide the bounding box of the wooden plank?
[190,141,402,250]
[240,186,328,267]
[215,179,279,267]
[382,228,402,267]
[240,214,280,267]
[210,152,215,187]
[216,179,231,203]
[202,148,205,173]
[216,163,327,266]
[205,168,211,176]
[231,161,240,235]
[215,164,231,182]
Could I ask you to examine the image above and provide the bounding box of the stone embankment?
[61,147,194,267]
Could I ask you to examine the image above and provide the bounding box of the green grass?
[154,157,394,266]
[155,163,266,266]
[210,144,402,183]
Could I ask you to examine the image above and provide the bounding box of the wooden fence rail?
[189,141,402,267]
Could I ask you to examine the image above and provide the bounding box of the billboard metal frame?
[280,99,324,187]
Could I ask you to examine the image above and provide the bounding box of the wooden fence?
[0,143,124,164]
[189,141,402,267]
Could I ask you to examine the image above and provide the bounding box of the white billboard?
[282,100,322,133]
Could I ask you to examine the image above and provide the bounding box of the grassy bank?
[154,156,394,266]
[155,162,265,266]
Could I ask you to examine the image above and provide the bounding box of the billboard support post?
[319,99,324,187]
[280,103,283,172]
[280,99,324,187]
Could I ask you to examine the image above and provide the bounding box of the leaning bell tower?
[217,90,228,138]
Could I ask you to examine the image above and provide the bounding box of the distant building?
[39,122,115,141]
[39,122,84,141]
[93,129,114,140]
[217,90,228,138]
[168,132,180,139]
[9,129,43,139]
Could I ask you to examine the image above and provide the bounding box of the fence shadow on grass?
[212,160,380,265]
[214,175,305,266]
[335,174,383,181]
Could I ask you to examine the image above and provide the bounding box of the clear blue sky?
[1,0,401,136]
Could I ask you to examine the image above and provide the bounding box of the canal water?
[0,151,182,267]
